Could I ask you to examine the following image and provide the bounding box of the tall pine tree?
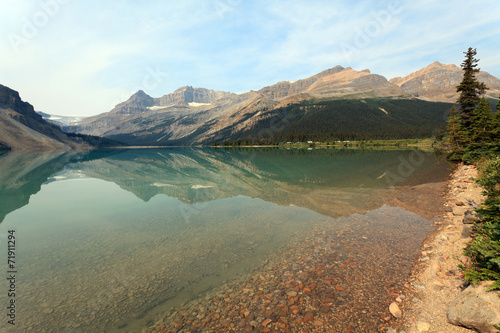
[470,98,494,145]
[494,98,500,140]
[447,106,466,149]
[456,48,488,128]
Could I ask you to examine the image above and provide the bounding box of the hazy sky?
[1,0,499,116]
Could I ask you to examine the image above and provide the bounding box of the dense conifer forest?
[212,98,454,145]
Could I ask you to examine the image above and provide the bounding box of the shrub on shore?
[460,157,500,290]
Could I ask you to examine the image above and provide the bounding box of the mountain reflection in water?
[0,148,451,222]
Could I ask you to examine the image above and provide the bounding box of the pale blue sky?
[1,0,499,116]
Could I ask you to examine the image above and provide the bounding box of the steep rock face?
[391,61,500,103]
[0,84,85,150]
[155,86,233,106]
[258,66,345,99]
[0,84,62,136]
[258,66,404,100]
[304,68,404,98]
[0,85,113,150]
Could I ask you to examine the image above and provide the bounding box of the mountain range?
[63,62,499,146]
[65,66,406,144]
[2,62,500,150]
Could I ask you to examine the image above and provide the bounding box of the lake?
[0,148,451,333]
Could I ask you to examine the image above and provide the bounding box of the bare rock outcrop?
[155,86,233,106]
[259,66,405,100]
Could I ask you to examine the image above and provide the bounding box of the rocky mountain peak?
[390,62,500,103]
[128,90,155,106]
[174,85,192,92]
[132,89,148,97]
[108,90,155,116]
[314,65,345,78]
[0,84,22,108]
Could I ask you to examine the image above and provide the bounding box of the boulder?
[447,281,500,333]
[463,210,482,224]
[461,225,474,238]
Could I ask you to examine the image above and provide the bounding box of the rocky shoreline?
[396,164,485,333]
[130,164,493,333]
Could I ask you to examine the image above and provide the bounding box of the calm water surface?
[0,148,451,332]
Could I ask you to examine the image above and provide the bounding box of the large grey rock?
[463,210,482,224]
[461,224,474,238]
[447,281,500,333]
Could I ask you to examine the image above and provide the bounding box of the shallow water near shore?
[0,148,451,332]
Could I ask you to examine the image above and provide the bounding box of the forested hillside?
[207,98,454,145]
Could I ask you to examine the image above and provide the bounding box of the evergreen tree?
[447,107,465,149]
[456,48,489,128]
[495,98,500,140]
[470,98,494,144]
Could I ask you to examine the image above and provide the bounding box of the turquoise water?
[0,148,450,332]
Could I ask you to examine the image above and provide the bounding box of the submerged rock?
[416,321,430,332]
[447,281,500,333]
[389,302,402,318]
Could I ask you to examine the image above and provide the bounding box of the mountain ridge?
[0,84,82,150]
[66,65,409,144]
[6,62,500,148]
[390,61,500,103]
[0,84,119,151]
